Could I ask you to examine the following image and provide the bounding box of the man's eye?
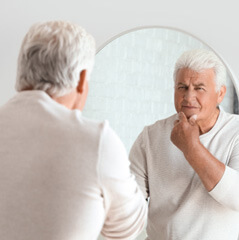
[196,87,205,91]
[178,86,186,89]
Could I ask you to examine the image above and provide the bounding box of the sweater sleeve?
[98,122,147,240]
[209,136,239,211]
[129,129,149,200]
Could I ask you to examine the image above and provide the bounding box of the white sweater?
[129,108,239,240]
[0,90,147,240]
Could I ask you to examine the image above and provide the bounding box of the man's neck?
[198,108,220,135]
[51,90,77,110]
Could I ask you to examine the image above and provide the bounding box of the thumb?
[189,114,197,125]
[178,112,187,122]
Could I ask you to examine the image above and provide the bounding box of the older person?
[129,49,239,240]
[0,21,147,240]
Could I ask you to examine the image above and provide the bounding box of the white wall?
[0,0,238,105]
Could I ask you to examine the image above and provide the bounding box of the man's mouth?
[182,105,198,109]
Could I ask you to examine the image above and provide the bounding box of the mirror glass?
[83,27,237,155]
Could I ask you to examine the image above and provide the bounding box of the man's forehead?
[176,68,215,83]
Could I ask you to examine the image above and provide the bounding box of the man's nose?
[183,89,196,101]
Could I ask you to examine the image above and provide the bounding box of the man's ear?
[73,69,89,111]
[217,85,226,104]
[76,70,88,94]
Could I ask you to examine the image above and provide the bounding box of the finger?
[178,112,187,122]
[189,114,197,125]
[174,120,179,126]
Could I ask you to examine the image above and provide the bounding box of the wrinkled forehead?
[175,67,216,85]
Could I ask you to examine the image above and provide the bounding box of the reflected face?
[174,68,225,123]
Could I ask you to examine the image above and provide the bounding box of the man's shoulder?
[207,109,239,141]
[220,109,239,128]
[137,113,177,144]
[145,113,177,133]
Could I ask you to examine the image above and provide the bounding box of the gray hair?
[173,49,227,91]
[16,20,95,97]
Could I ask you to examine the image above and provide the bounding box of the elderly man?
[130,49,239,240]
[0,21,147,240]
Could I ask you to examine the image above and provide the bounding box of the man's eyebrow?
[193,83,206,87]
[176,82,206,86]
[177,82,187,85]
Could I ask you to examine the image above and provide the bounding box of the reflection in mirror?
[84,27,238,158]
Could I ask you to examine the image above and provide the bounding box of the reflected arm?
[183,140,225,192]
[171,112,239,211]
[209,138,239,211]
[181,140,239,211]
[129,129,149,200]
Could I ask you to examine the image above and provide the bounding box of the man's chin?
[182,110,199,119]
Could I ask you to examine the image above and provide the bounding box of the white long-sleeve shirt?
[0,90,147,240]
[129,108,239,240]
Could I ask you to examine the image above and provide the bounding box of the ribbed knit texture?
[130,108,239,240]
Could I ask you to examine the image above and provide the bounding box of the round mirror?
[83,27,238,154]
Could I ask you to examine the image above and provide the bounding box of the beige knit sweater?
[0,90,147,240]
[130,108,239,240]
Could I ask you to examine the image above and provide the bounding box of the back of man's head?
[173,49,227,91]
[16,20,95,97]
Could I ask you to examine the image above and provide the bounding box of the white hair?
[16,20,95,97]
[173,49,227,91]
